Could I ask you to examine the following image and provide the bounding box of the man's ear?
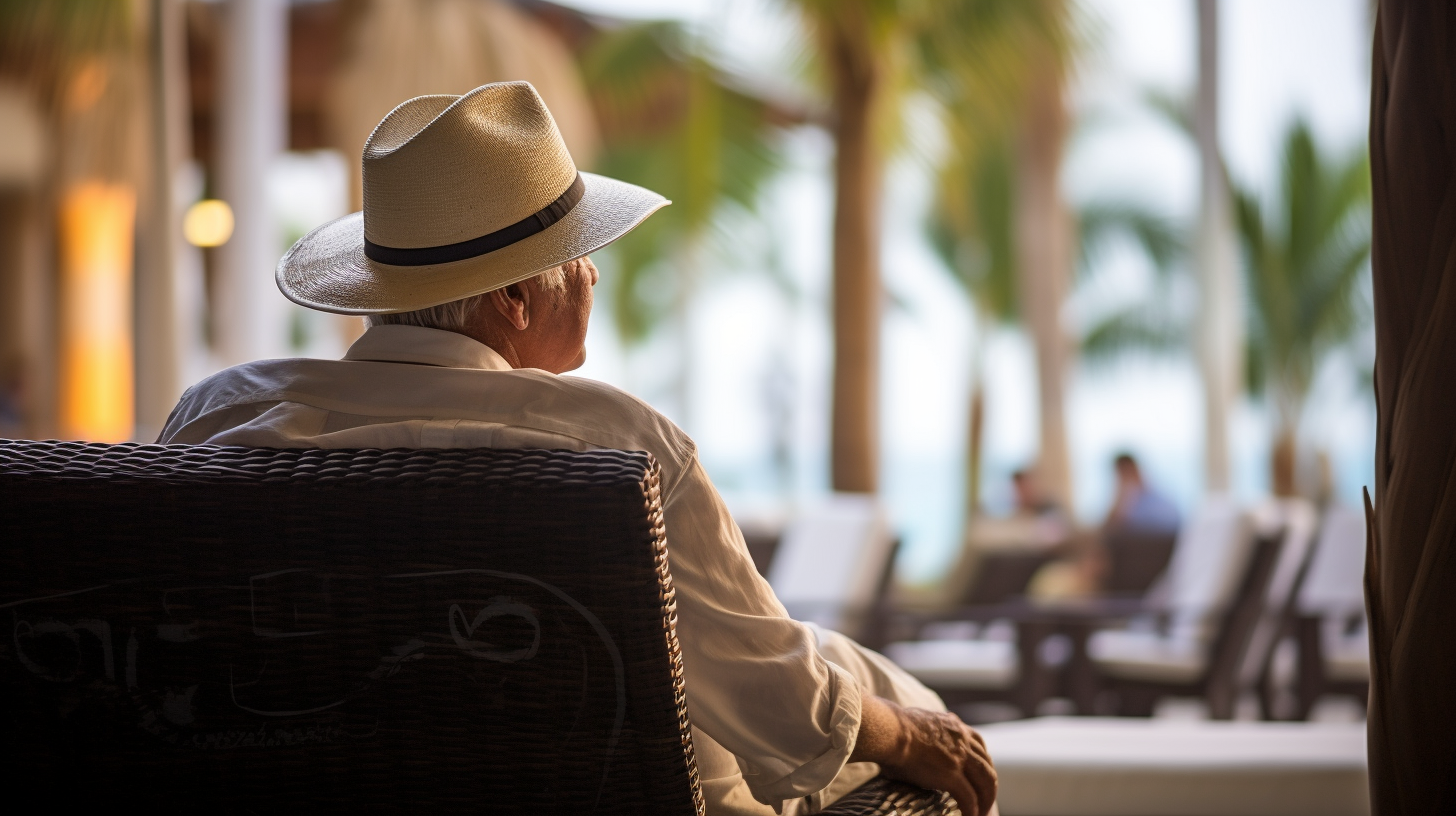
[489,282,530,331]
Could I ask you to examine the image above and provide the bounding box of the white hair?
[365,265,568,331]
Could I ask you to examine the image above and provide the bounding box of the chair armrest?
[819,777,957,816]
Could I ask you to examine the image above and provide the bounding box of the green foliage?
[1058,112,1372,421]
[1079,201,1183,276]
[927,135,1019,324]
[929,139,1185,345]
[1074,199,1189,364]
[1079,298,1188,365]
[581,1,1082,347]
[912,0,1079,328]
[787,0,1076,164]
[1142,87,1194,141]
[580,22,784,345]
[1236,118,1371,421]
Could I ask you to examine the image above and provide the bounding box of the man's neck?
[451,325,522,369]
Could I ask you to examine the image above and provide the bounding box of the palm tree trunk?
[964,310,989,521]
[1270,424,1298,498]
[1014,58,1074,509]
[1366,4,1456,806]
[826,4,885,494]
[966,370,986,518]
[1195,0,1241,493]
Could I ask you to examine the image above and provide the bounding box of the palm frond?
[1142,86,1194,140]
[1080,305,1187,366]
[1077,201,1184,278]
[581,21,787,346]
[927,133,1018,323]
[1235,117,1372,412]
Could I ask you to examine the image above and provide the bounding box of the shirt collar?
[342,324,514,371]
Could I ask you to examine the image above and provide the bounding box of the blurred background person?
[1104,453,1181,537]
[1011,467,1067,524]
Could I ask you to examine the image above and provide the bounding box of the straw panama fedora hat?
[276,81,669,315]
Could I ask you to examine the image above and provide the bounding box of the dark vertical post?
[1367,2,1456,811]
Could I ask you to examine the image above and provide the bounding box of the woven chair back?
[0,441,701,815]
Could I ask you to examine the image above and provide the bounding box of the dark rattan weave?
[819,778,960,816]
[0,440,701,814]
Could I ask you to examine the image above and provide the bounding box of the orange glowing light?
[58,181,136,442]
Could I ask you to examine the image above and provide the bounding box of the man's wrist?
[851,695,913,768]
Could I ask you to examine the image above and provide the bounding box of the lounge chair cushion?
[1087,629,1205,684]
[882,639,1017,690]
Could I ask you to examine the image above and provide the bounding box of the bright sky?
[262,0,1375,584]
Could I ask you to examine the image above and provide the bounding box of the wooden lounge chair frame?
[1099,531,1286,719]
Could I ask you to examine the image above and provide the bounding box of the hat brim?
[276,172,669,315]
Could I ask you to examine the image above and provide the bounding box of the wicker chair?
[0,440,954,815]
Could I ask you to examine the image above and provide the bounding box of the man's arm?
[659,454,995,808]
[851,695,998,816]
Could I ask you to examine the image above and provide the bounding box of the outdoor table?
[992,597,1152,714]
[890,596,1149,715]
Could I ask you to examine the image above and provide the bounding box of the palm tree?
[1073,116,1372,500]
[1236,119,1370,497]
[577,21,793,425]
[931,134,1182,518]
[928,135,1015,518]
[788,0,1071,494]
[1011,46,1077,507]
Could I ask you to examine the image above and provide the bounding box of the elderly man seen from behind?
[159,82,996,816]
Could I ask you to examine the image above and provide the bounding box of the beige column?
[1015,61,1075,510]
[134,0,192,440]
[1194,0,1241,493]
[213,0,288,366]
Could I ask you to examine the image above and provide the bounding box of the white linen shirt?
[157,324,870,810]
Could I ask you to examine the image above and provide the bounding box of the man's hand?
[850,695,997,816]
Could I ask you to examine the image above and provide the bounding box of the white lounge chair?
[1088,498,1320,718]
[1237,500,1323,718]
[887,500,1251,716]
[1293,504,1369,717]
[768,494,896,641]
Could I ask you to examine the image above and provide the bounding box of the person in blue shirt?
[1104,452,1181,535]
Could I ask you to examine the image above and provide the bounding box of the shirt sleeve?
[661,455,863,806]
